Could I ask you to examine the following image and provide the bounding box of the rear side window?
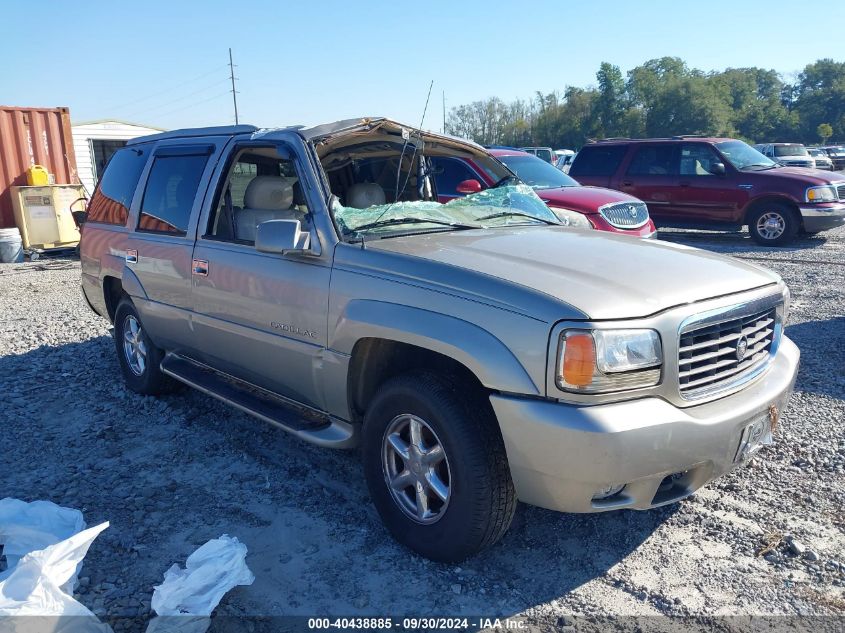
[627,145,678,176]
[569,146,627,177]
[138,154,209,234]
[432,157,482,196]
[87,148,148,225]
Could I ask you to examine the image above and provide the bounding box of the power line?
[103,65,228,113]
[149,90,231,121]
[120,78,230,120]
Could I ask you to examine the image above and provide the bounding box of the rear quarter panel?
[80,224,130,319]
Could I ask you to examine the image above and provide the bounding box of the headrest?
[244,176,295,210]
[346,183,386,208]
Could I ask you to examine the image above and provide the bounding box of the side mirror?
[455,179,482,194]
[709,162,726,175]
[255,219,311,254]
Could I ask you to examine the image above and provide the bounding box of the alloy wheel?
[382,414,452,524]
[122,315,147,376]
[756,212,786,240]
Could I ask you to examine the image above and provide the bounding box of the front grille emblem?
[628,205,638,218]
[735,336,748,361]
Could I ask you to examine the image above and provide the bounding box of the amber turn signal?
[563,332,595,387]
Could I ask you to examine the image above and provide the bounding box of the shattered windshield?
[334,184,560,240]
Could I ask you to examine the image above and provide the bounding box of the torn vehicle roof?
[129,117,482,150]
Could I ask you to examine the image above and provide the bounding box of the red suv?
[569,137,845,245]
[431,149,657,237]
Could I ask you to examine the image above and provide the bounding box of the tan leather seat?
[346,183,386,208]
[235,176,304,242]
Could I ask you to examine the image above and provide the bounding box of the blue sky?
[2,1,843,131]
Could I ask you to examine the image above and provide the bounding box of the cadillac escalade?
[78,118,800,561]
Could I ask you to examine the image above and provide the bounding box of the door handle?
[125,249,138,264]
[192,259,209,276]
[621,180,633,187]
[679,181,690,188]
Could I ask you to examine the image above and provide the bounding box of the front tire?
[748,203,799,246]
[362,371,516,562]
[113,298,175,395]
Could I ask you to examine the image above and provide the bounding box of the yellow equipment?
[26,165,50,186]
[10,185,85,250]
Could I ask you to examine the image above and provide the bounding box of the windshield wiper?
[492,175,519,188]
[474,211,558,225]
[344,216,477,235]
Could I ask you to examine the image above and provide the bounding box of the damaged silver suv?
[79,118,800,561]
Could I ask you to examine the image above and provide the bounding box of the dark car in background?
[570,137,845,245]
[820,146,845,171]
[431,149,656,237]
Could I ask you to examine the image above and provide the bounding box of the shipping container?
[0,106,80,228]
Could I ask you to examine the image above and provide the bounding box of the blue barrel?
[0,228,24,263]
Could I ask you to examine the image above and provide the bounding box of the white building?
[72,120,164,194]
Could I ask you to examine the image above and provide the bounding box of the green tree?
[817,122,833,144]
[595,62,626,137]
[793,59,845,142]
[645,76,733,137]
[445,57,844,149]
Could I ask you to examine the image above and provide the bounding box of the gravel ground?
[1,226,843,631]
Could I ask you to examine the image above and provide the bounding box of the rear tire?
[362,371,516,562]
[747,203,799,246]
[113,298,175,395]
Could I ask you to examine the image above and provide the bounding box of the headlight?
[554,208,593,229]
[806,186,836,203]
[556,329,662,393]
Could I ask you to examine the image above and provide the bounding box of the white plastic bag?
[150,535,254,617]
[0,498,86,588]
[0,522,109,616]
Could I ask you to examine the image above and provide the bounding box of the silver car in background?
[754,143,815,168]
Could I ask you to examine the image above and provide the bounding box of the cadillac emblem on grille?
[735,336,748,361]
[629,205,638,218]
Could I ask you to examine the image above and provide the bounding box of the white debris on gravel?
[0,227,843,626]
[151,535,254,617]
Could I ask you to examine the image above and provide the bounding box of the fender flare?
[120,265,148,300]
[331,300,541,396]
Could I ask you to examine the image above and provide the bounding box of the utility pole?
[228,48,239,125]
[442,91,446,135]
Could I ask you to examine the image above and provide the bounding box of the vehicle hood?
[535,186,640,214]
[366,227,780,320]
[747,165,843,185]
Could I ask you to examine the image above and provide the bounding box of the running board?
[160,353,358,449]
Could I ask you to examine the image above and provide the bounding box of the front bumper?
[491,336,799,513]
[799,202,845,232]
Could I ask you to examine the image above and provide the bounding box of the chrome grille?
[678,307,777,399]
[598,201,650,229]
[836,184,845,201]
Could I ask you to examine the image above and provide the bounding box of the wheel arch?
[334,301,541,419]
[744,195,803,228]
